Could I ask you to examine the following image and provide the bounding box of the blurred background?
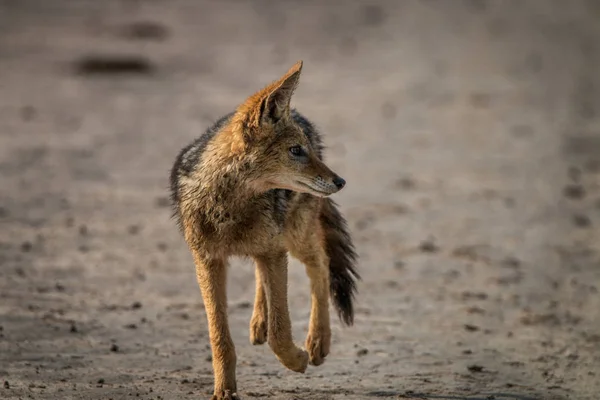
[1,1,599,399]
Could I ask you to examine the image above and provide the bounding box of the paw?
[249,316,267,345]
[305,329,331,366]
[211,389,240,400]
[275,346,309,373]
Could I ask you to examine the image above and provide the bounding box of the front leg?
[192,252,239,400]
[253,251,309,373]
[302,250,331,366]
[287,227,332,367]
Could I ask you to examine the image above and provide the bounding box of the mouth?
[295,181,333,196]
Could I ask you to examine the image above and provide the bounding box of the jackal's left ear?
[260,60,303,123]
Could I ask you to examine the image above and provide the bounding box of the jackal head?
[232,61,346,197]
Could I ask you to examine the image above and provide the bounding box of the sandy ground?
[1,1,600,399]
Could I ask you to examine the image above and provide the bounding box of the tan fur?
[172,61,354,400]
[233,61,303,134]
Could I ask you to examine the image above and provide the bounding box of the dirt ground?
[1,1,600,399]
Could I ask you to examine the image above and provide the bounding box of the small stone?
[156,242,168,252]
[467,364,484,373]
[110,344,119,352]
[563,184,585,199]
[21,241,32,252]
[461,291,488,300]
[356,348,369,357]
[573,214,591,228]
[397,177,415,190]
[466,306,485,314]
[419,240,438,253]
[235,301,251,309]
[131,301,142,310]
[502,256,521,269]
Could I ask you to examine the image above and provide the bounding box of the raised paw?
[274,345,309,373]
[305,328,331,366]
[249,315,267,345]
[211,389,240,400]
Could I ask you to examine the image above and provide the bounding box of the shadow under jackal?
[170,61,359,400]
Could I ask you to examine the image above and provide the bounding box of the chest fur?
[191,191,289,256]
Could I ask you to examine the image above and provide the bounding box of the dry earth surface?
[1,1,600,399]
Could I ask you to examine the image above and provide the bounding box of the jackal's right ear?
[236,61,303,134]
[259,61,303,123]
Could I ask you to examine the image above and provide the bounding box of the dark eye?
[289,146,303,156]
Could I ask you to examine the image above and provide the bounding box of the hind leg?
[287,223,331,366]
[249,266,268,345]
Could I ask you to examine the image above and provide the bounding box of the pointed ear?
[234,61,303,139]
[260,60,303,122]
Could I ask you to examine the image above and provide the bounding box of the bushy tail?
[320,198,360,326]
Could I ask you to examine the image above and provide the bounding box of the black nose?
[333,176,346,190]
